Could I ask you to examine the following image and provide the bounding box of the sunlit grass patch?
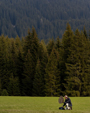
[0,97,90,113]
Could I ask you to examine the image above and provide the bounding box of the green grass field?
[0,97,90,113]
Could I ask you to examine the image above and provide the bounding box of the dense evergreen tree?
[63,29,82,96]
[22,50,34,96]
[16,49,24,95]
[47,39,55,55]
[0,36,10,90]
[62,23,74,58]
[24,28,39,64]
[61,23,74,95]
[33,41,48,96]
[62,26,90,96]
[55,37,65,95]
[33,59,45,96]
[45,47,60,96]
[7,75,20,96]
[22,28,39,96]
[80,33,90,96]
[83,27,87,39]
[10,38,17,77]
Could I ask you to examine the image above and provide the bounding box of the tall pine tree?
[45,47,60,96]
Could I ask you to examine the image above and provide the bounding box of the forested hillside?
[1,0,90,40]
[0,24,90,96]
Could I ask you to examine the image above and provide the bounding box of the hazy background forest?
[1,0,90,40]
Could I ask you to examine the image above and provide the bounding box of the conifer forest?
[1,0,90,40]
[0,24,90,97]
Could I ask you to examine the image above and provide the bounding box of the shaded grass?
[0,96,90,113]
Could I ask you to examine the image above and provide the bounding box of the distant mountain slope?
[0,0,90,40]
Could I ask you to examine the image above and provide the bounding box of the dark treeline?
[0,24,90,96]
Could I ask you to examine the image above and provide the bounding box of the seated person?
[62,95,72,110]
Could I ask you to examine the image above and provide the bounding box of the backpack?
[59,107,65,110]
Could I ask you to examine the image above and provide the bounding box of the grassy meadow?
[0,97,90,113]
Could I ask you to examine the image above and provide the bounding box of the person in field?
[63,95,72,110]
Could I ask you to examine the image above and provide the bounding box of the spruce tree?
[62,23,74,61]
[55,37,61,50]
[63,29,89,96]
[80,33,90,96]
[47,38,55,55]
[7,74,20,96]
[22,28,40,96]
[16,49,24,95]
[33,59,45,96]
[24,28,39,62]
[0,35,10,90]
[45,47,60,96]
[22,50,34,96]
[61,23,74,95]
[15,36,22,54]
[10,38,17,77]
[55,37,65,95]
[83,26,87,39]
[33,42,48,96]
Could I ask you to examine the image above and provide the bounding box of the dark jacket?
[63,97,72,107]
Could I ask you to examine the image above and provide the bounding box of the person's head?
[64,95,68,99]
